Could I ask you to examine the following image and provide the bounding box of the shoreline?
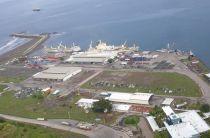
[0,33,49,64]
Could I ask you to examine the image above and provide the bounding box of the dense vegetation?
[201,131,210,138]
[92,99,112,113]
[200,104,210,113]
[154,130,170,138]
[150,106,165,127]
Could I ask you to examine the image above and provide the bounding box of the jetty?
[0,33,49,63]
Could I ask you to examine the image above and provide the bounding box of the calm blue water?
[0,0,210,67]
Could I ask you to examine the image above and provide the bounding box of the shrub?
[200,104,210,113]
[92,99,112,113]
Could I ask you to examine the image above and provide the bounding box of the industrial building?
[76,98,99,109]
[33,66,82,82]
[106,92,154,105]
[162,106,210,138]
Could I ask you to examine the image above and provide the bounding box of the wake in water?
[0,37,30,55]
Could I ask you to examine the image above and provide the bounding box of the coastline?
[0,34,49,64]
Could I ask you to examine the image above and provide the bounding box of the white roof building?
[162,98,174,105]
[164,121,199,138]
[76,98,99,109]
[107,92,153,105]
[163,107,210,138]
[178,110,210,133]
[162,106,175,116]
[146,116,160,132]
[33,66,82,82]
[112,104,131,112]
[205,73,210,79]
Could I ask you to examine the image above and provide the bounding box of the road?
[0,114,129,138]
[167,69,210,101]
[60,69,103,97]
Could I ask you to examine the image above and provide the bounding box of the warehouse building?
[65,51,118,64]
[106,92,154,105]
[33,66,82,82]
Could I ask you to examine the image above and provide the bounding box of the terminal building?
[105,92,154,105]
[33,66,82,82]
[162,106,210,138]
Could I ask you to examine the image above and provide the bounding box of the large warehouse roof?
[66,51,118,63]
[33,66,82,81]
[164,122,199,138]
[163,108,210,138]
[179,110,210,133]
[107,92,153,105]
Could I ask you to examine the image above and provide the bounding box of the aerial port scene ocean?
[0,0,210,138]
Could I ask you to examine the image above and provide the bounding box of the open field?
[0,85,6,92]
[0,119,86,138]
[0,91,120,125]
[81,71,202,97]
[0,67,39,83]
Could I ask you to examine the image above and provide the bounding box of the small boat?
[33,8,41,12]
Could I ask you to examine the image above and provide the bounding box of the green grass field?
[81,71,202,97]
[0,92,119,125]
[0,119,87,138]
[124,115,140,126]
[0,76,26,83]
